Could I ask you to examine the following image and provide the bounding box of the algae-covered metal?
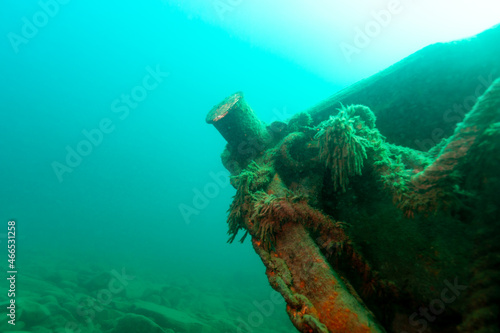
[206,25,500,333]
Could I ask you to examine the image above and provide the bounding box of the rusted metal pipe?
[206,92,271,157]
[253,174,386,333]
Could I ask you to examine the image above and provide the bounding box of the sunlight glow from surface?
[168,0,500,83]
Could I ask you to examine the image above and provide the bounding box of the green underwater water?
[0,2,336,332]
[1,1,499,333]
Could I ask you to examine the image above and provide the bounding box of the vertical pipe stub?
[206,92,270,153]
